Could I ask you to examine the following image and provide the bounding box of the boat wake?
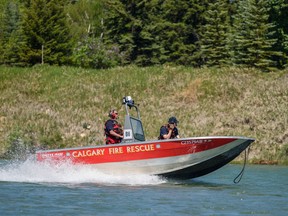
[0,158,167,186]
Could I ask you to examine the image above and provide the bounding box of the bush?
[72,36,124,69]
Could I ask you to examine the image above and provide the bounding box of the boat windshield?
[130,116,145,141]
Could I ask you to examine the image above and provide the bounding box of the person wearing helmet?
[104,109,124,144]
[158,116,180,139]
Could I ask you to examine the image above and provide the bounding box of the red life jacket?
[104,119,123,144]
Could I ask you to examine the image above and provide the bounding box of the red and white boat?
[36,96,255,179]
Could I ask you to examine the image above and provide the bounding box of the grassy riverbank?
[0,65,287,164]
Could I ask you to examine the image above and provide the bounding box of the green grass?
[0,65,287,164]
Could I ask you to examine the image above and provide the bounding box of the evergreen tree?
[158,0,209,66]
[232,0,279,70]
[0,1,23,65]
[104,0,137,64]
[130,0,167,66]
[157,0,194,65]
[104,0,209,66]
[269,0,288,68]
[104,0,158,66]
[200,0,230,67]
[20,0,73,65]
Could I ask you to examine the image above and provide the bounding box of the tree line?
[0,0,287,71]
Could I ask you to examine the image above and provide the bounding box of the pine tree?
[200,0,230,67]
[104,0,137,64]
[131,0,167,66]
[0,1,23,65]
[157,0,209,66]
[269,0,288,68]
[20,0,73,65]
[232,0,279,70]
[104,0,209,66]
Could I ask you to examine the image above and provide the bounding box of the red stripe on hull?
[36,138,237,165]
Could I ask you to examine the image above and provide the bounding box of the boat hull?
[160,139,252,179]
[36,136,254,179]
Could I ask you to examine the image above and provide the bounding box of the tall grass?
[0,65,287,164]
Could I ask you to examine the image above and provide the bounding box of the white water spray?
[0,158,167,186]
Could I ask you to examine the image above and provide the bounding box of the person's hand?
[117,134,123,139]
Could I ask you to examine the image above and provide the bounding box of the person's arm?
[162,124,174,139]
[162,129,173,139]
[109,130,123,139]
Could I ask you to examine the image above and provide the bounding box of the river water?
[0,159,287,216]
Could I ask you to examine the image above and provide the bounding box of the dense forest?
[0,0,287,71]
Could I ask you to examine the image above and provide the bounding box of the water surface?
[0,159,287,215]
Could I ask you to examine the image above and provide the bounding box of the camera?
[122,96,134,107]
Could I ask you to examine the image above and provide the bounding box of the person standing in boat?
[104,109,124,144]
[159,116,180,139]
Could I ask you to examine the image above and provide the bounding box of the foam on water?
[0,158,167,186]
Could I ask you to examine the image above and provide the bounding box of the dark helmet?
[168,116,178,124]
